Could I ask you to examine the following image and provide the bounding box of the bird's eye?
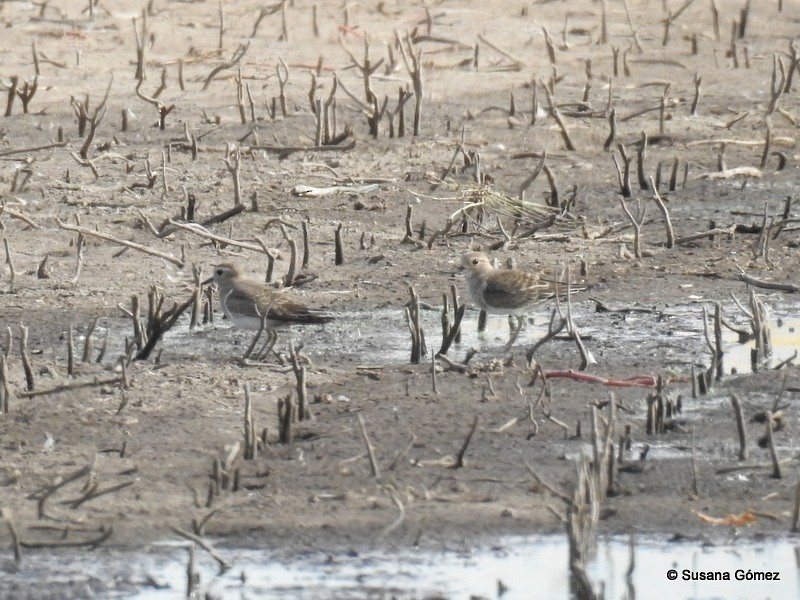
[472,259,479,265]
[216,268,224,276]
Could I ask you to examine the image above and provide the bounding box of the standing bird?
[461,251,561,347]
[203,263,332,356]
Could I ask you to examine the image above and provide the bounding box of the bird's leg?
[242,315,268,360]
[505,315,525,349]
[254,328,278,361]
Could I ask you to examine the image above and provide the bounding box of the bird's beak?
[202,276,214,286]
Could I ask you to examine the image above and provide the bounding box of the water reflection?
[2,535,798,599]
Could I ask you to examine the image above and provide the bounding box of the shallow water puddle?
[3,536,798,599]
[103,299,799,372]
[723,314,800,375]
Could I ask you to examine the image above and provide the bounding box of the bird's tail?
[269,309,334,324]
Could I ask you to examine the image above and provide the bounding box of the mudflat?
[0,0,799,569]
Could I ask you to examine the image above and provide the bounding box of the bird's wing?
[482,272,550,309]
[223,284,332,324]
[220,286,261,319]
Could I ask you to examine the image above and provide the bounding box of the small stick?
[81,317,98,363]
[288,342,308,420]
[34,462,93,518]
[168,220,275,257]
[767,54,786,115]
[523,459,572,504]
[356,413,380,478]
[760,121,773,169]
[690,427,700,495]
[202,42,250,91]
[618,197,646,259]
[0,355,10,413]
[19,526,112,550]
[636,132,649,190]
[379,490,406,538]
[674,224,736,246]
[452,415,480,469]
[277,394,293,444]
[668,156,680,191]
[301,221,310,268]
[730,394,748,461]
[613,144,632,197]
[278,0,288,41]
[0,508,21,562]
[791,481,800,533]
[334,223,345,265]
[649,177,674,248]
[135,79,175,130]
[19,324,34,392]
[57,220,184,267]
[603,107,616,151]
[172,527,232,573]
[178,60,185,91]
[276,58,289,117]
[690,73,702,116]
[3,237,16,292]
[541,80,575,150]
[431,352,438,395]
[132,11,148,80]
[737,271,800,293]
[765,415,782,478]
[243,382,256,460]
[438,304,465,356]
[222,144,242,206]
[67,480,135,509]
[283,236,297,287]
[396,32,424,136]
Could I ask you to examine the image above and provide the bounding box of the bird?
[460,251,565,347]
[203,263,334,330]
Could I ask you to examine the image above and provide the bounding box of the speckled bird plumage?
[461,251,567,348]
[204,263,333,330]
[461,252,552,315]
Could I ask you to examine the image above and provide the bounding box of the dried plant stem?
[765,415,782,479]
[172,527,232,572]
[603,108,616,151]
[406,285,427,363]
[791,482,800,533]
[57,220,184,267]
[0,355,10,413]
[730,394,748,461]
[452,415,480,469]
[19,324,34,392]
[636,132,649,190]
[397,32,423,136]
[243,382,257,460]
[618,197,646,258]
[690,427,700,495]
[288,342,308,420]
[334,223,345,265]
[357,413,380,478]
[649,177,674,248]
[34,462,93,518]
[132,11,148,81]
[277,394,293,444]
[613,144,632,197]
[222,144,242,205]
[135,79,174,130]
[0,508,21,562]
[203,42,250,90]
[541,81,575,150]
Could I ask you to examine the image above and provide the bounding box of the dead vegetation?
[1,0,799,595]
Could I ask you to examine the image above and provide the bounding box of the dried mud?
[0,0,799,572]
